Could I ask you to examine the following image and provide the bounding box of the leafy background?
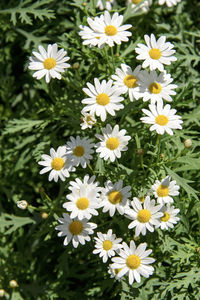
[0,0,200,299]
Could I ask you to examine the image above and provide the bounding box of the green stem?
[88,163,95,175]
[156,135,161,164]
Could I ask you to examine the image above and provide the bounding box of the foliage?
[0,0,200,299]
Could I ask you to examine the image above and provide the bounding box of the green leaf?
[165,167,199,200]
[0,213,36,235]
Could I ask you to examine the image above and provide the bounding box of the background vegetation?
[0,0,200,299]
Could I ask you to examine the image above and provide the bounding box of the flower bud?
[136,148,144,155]
[73,62,80,69]
[0,289,5,297]
[184,139,192,149]
[9,280,18,288]
[41,212,48,219]
[17,200,28,210]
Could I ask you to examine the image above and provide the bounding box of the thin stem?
[156,135,161,164]
[88,163,95,175]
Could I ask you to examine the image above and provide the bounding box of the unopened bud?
[0,289,5,297]
[17,200,28,210]
[136,148,144,155]
[73,62,80,69]
[160,153,165,159]
[184,139,192,149]
[41,212,48,219]
[139,197,145,203]
[115,53,119,57]
[9,280,18,288]
[82,2,86,6]
[196,247,199,253]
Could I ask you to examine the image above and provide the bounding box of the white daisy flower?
[159,0,181,7]
[82,78,124,122]
[65,136,94,168]
[79,11,132,48]
[157,204,180,230]
[108,265,123,281]
[139,70,178,104]
[28,43,70,83]
[151,176,180,205]
[96,124,131,162]
[111,64,142,102]
[55,213,97,248]
[68,174,102,194]
[97,0,117,11]
[63,185,100,220]
[100,180,131,217]
[80,111,97,130]
[125,196,163,236]
[93,229,123,263]
[38,146,75,182]
[140,101,183,135]
[111,240,155,284]
[135,34,177,71]
[127,0,152,13]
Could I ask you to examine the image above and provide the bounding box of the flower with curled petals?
[55,213,97,248]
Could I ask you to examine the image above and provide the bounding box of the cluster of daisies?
[29,10,183,136]
[30,5,183,287]
[53,173,180,284]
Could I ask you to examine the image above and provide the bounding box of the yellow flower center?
[161,212,170,222]
[155,115,169,126]
[73,146,85,157]
[132,0,142,3]
[123,75,137,88]
[96,93,110,106]
[106,137,119,150]
[149,82,162,94]
[103,240,113,250]
[149,48,162,60]
[137,209,151,223]
[43,58,56,70]
[139,197,145,203]
[86,116,93,124]
[108,190,123,204]
[126,255,141,269]
[114,268,122,275]
[105,25,117,36]
[76,197,89,210]
[156,184,169,197]
[69,221,83,235]
[51,157,65,170]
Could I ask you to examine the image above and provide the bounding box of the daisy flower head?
[135,34,177,71]
[97,0,117,11]
[125,196,163,236]
[93,229,123,263]
[63,185,100,220]
[68,174,102,195]
[111,240,155,284]
[79,11,132,48]
[55,213,97,248]
[157,204,180,230]
[80,111,96,130]
[151,176,180,205]
[108,265,123,281]
[65,136,94,168]
[159,0,181,7]
[111,64,142,102]
[96,124,131,162]
[100,180,131,217]
[28,43,70,83]
[38,146,75,182]
[82,78,124,122]
[140,101,183,135]
[139,70,178,104]
[127,0,152,13]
